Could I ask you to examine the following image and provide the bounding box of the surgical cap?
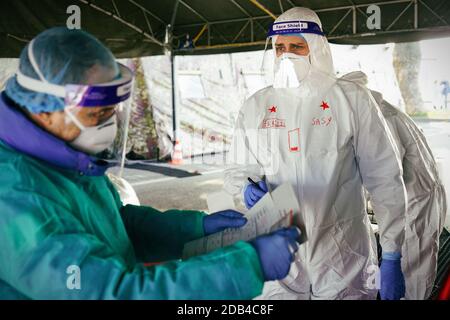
[5,27,119,114]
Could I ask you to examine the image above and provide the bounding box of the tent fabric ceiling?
[1,0,450,58]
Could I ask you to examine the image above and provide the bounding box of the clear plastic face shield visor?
[15,39,135,163]
[261,20,334,82]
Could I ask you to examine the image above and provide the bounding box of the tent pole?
[170,1,180,147]
[166,20,178,146]
[171,51,177,145]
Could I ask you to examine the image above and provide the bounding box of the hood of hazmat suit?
[224,7,408,300]
[342,71,448,300]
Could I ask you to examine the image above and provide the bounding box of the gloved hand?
[244,180,268,209]
[380,252,405,300]
[250,227,301,281]
[203,210,248,236]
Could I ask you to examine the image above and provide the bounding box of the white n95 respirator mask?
[273,53,311,89]
[67,113,118,155]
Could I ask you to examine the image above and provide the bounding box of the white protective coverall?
[342,71,447,300]
[224,7,408,299]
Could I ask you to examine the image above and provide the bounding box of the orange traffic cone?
[170,140,183,165]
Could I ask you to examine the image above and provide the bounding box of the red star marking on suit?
[268,106,277,113]
[320,101,330,110]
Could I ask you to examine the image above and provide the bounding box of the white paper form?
[182,183,302,260]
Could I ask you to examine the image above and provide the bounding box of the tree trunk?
[392,42,424,114]
[127,58,158,159]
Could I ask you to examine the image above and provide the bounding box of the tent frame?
[71,0,449,52]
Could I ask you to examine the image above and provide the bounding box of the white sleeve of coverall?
[224,109,264,201]
[353,90,407,253]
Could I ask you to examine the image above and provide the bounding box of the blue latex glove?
[250,227,301,281]
[203,210,248,236]
[244,180,268,209]
[380,252,405,300]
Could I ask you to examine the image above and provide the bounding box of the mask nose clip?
[97,118,116,130]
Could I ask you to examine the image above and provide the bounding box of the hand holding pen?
[244,177,269,209]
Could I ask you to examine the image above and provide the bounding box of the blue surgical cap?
[5,27,119,114]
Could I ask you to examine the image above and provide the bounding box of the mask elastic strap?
[64,108,87,131]
[16,40,66,97]
[27,40,47,83]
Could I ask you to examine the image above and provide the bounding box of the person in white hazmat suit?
[341,71,448,300]
[224,7,408,300]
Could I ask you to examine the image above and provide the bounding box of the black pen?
[247,177,264,192]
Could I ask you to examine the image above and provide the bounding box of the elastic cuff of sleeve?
[382,251,402,260]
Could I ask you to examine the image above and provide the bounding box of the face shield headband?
[267,20,325,37]
[15,39,134,108]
